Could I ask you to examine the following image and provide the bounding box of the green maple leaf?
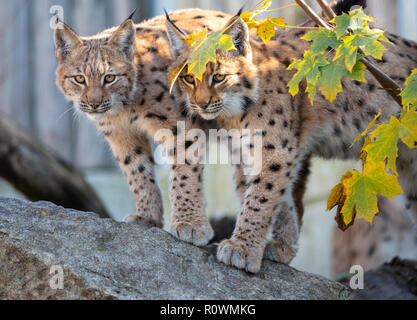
[334,42,358,72]
[187,29,236,81]
[399,108,417,149]
[401,69,417,107]
[364,116,402,174]
[288,51,329,103]
[303,28,339,55]
[364,109,417,174]
[341,161,402,224]
[334,9,376,39]
[346,60,366,82]
[317,60,347,102]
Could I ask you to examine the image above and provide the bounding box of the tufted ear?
[223,16,251,58]
[54,22,83,63]
[108,20,136,60]
[165,11,189,57]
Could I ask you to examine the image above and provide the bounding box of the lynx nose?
[88,99,103,110]
[199,97,212,110]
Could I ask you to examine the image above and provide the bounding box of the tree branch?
[0,115,110,218]
[317,0,336,20]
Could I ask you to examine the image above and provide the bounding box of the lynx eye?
[74,75,86,85]
[104,74,116,84]
[213,74,226,83]
[184,75,195,85]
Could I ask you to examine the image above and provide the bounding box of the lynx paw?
[171,221,214,247]
[124,214,163,229]
[217,239,262,273]
[264,239,298,264]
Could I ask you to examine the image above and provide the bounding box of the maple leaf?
[364,109,417,174]
[288,51,329,103]
[256,17,287,44]
[332,161,402,225]
[327,182,345,211]
[317,60,348,102]
[346,60,366,82]
[345,33,386,61]
[398,108,417,149]
[184,29,205,47]
[303,28,339,55]
[364,116,402,174]
[333,9,376,39]
[241,11,262,29]
[334,41,358,72]
[187,30,236,81]
[400,69,417,108]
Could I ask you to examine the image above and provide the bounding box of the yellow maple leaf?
[340,161,402,225]
[184,29,206,48]
[256,17,287,45]
[327,182,345,211]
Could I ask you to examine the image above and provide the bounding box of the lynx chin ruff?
[166,8,417,272]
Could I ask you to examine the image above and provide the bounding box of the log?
[0,116,110,218]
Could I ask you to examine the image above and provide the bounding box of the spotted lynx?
[166,2,417,272]
[54,10,235,241]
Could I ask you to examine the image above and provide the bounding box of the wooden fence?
[0,0,415,169]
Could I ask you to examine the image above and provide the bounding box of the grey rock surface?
[0,197,350,300]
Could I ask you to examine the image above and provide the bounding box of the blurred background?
[0,0,416,280]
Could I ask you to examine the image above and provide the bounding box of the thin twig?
[296,0,331,29]
[317,0,336,20]
[295,0,403,106]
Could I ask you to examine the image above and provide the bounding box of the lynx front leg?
[217,148,297,273]
[170,163,214,246]
[265,155,311,264]
[109,134,164,228]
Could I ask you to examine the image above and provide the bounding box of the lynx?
[53,8,310,261]
[166,1,417,273]
[54,10,235,244]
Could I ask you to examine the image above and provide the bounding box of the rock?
[0,197,350,300]
[339,258,417,300]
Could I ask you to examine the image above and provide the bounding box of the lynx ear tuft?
[126,8,137,21]
[165,11,189,57]
[109,20,136,60]
[54,22,82,62]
